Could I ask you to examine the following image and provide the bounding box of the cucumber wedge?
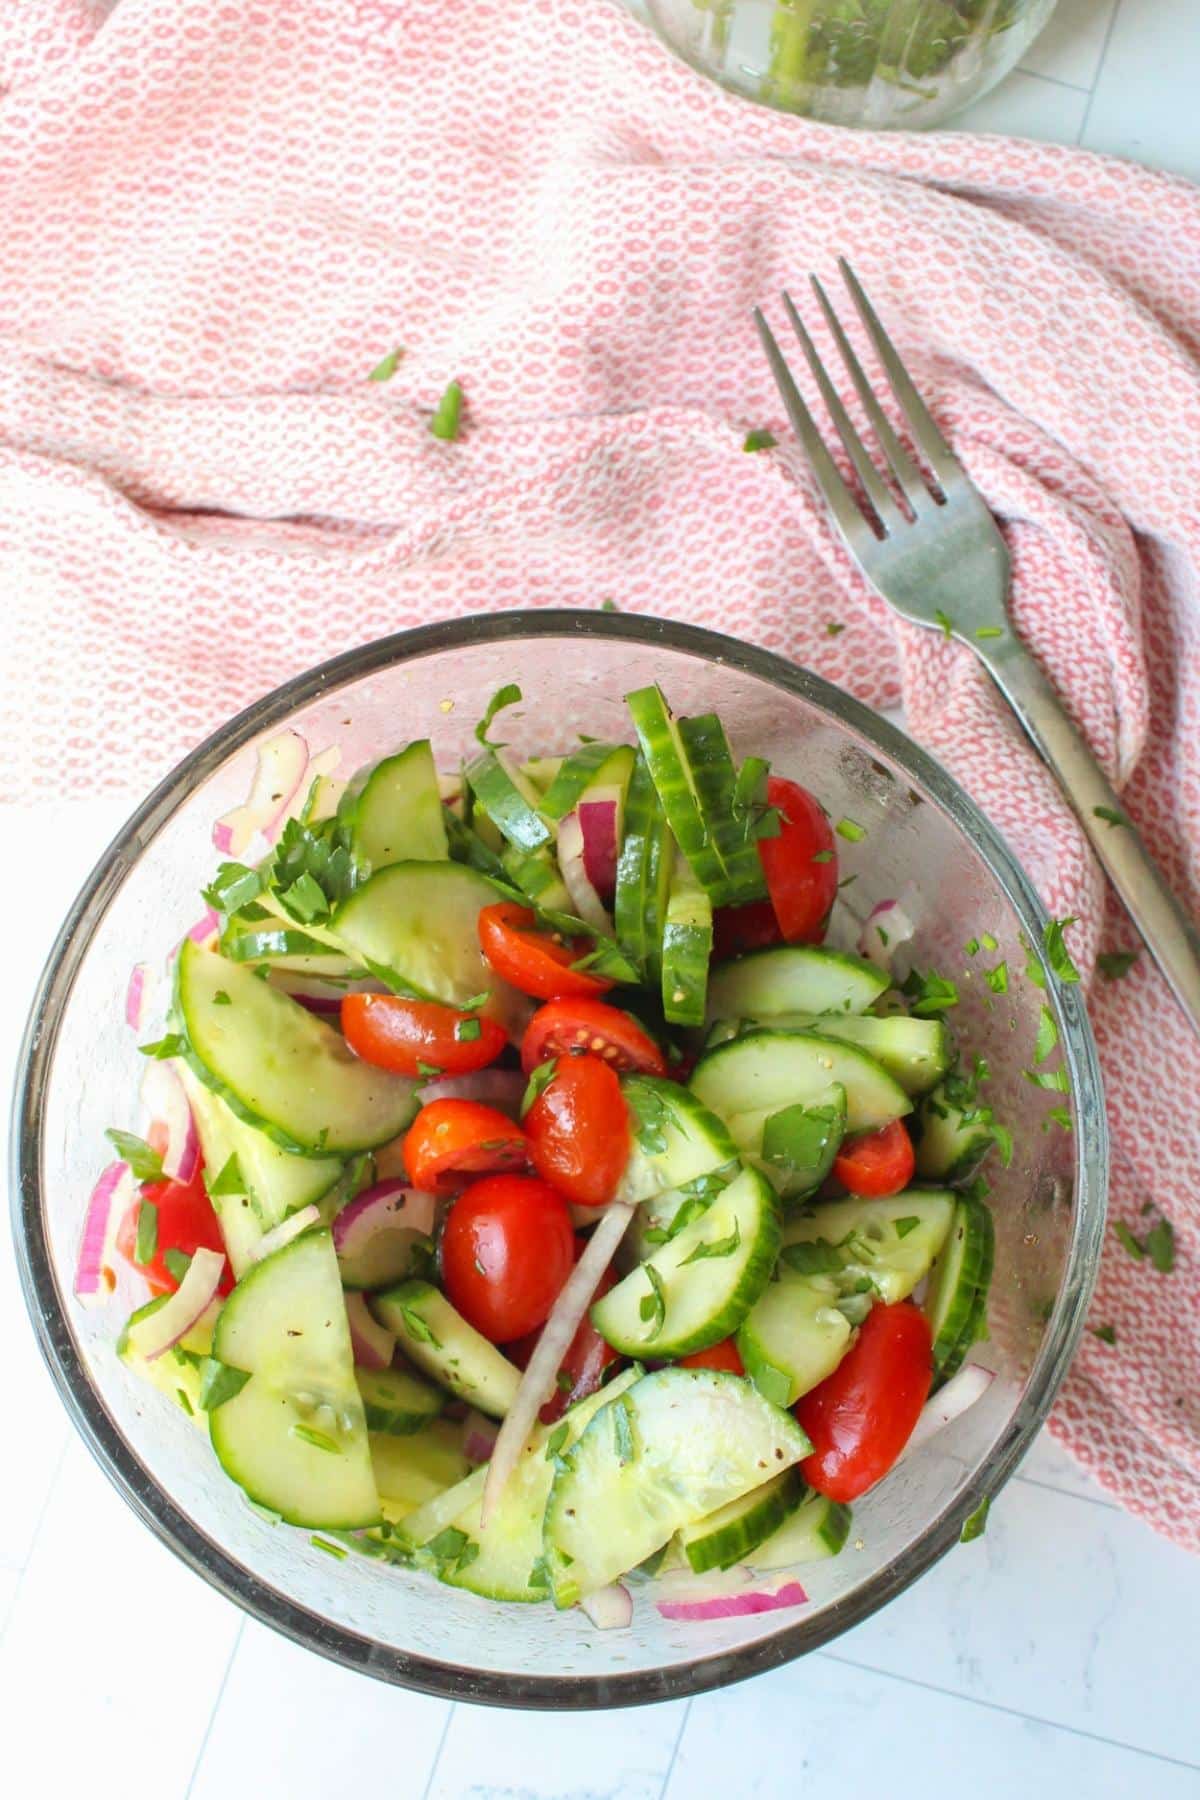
[219,920,360,979]
[331,862,520,1027]
[464,749,553,852]
[626,685,730,899]
[716,1012,949,1098]
[706,947,888,1021]
[751,1489,852,1570]
[370,1420,470,1524]
[676,713,767,904]
[782,1190,955,1305]
[677,1466,805,1573]
[725,1085,847,1202]
[369,1281,521,1418]
[619,1076,742,1262]
[736,1273,853,1407]
[339,740,448,871]
[591,1164,780,1357]
[544,1367,811,1605]
[210,1230,381,1529]
[661,846,713,1027]
[613,753,673,981]
[924,1194,994,1384]
[542,744,635,823]
[915,1082,996,1182]
[690,1029,911,1135]
[119,1301,208,1426]
[355,1363,444,1435]
[180,1063,345,1238]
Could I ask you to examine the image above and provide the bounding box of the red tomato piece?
[758,776,838,943]
[114,1162,233,1298]
[677,1337,745,1375]
[520,998,666,1077]
[341,993,507,1079]
[711,898,784,962]
[478,902,613,1002]
[795,1301,933,1502]
[403,1099,528,1196]
[441,1174,575,1342]
[523,1053,630,1210]
[508,1248,621,1424]
[833,1119,915,1198]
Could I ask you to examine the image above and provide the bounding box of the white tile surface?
[1079,0,1200,183]
[954,67,1090,147]
[428,1694,690,1800]
[1019,0,1119,89]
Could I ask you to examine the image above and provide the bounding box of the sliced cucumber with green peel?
[626,685,730,899]
[210,1229,380,1529]
[924,1195,994,1384]
[119,1303,208,1426]
[544,1367,811,1605]
[676,713,767,904]
[677,1466,805,1573]
[464,749,553,851]
[618,1076,742,1262]
[501,842,572,914]
[725,1085,846,1202]
[915,1082,996,1182]
[220,920,359,979]
[613,753,672,980]
[355,1362,444,1435]
[370,1419,470,1524]
[661,846,713,1027]
[338,740,448,871]
[177,940,418,1157]
[736,1273,853,1407]
[706,946,888,1022]
[591,1164,780,1357]
[690,1029,911,1135]
[715,1013,949,1098]
[542,743,634,822]
[369,1281,521,1417]
[782,1190,955,1305]
[751,1489,852,1569]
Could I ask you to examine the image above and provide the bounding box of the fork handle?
[977,638,1200,1035]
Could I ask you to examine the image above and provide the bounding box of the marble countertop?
[4,5,1200,1793]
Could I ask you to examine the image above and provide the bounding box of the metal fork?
[755,261,1200,1035]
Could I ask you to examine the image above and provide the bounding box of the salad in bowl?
[84,674,1007,1629]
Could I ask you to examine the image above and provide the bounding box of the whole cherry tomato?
[523,1053,629,1209]
[441,1174,575,1342]
[341,993,507,1079]
[795,1301,933,1502]
[402,1099,528,1195]
[758,776,839,942]
[478,902,613,1002]
[833,1119,915,1198]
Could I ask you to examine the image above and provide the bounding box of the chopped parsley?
[678,1219,741,1266]
[1093,806,1127,828]
[475,682,522,749]
[893,1216,921,1239]
[1097,949,1138,981]
[213,991,232,1007]
[612,1395,636,1466]
[934,609,954,640]
[1022,1066,1070,1094]
[810,849,834,863]
[900,966,960,1018]
[430,378,464,441]
[1112,1221,1144,1261]
[134,1199,159,1266]
[521,1057,558,1118]
[1033,1006,1058,1065]
[454,1016,482,1043]
[163,1248,192,1285]
[368,348,403,383]
[638,1265,667,1338]
[1090,1324,1117,1346]
[105,1129,164,1183]
[1042,917,1081,984]
[825,621,846,637]
[781,1239,845,1276]
[138,1033,187,1060]
[208,1154,246,1197]
[400,1306,441,1348]
[743,428,777,452]
[201,860,264,916]
[311,1535,349,1559]
[835,817,865,843]
[975,626,1003,641]
[960,1497,990,1543]
[980,932,998,951]
[269,816,361,914]
[198,1359,251,1411]
[1042,1105,1072,1132]
[544,1423,569,1462]
[290,1423,340,1454]
[983,962,1008,994]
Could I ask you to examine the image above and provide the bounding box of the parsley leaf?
[1042,917,1081,984]
[835,817,865,843]
[291,1423,341,1454]
[810,849,834,863]
[1034,1005,1058,1065]
[1042,1105,1072,1132]
[678,1218,741,1266]
[983,962,1008,994]
[612,1395,636,1465]
[201,861,264,916]
[825,621,845,637]
[454,1016,482,1043]
[781,1239,845,1276]
[761,1102,842,1180]
[1022,1066,1070,1093]
[892,1216,921,1239]
[1145,1218,1176,1274]
[269,815,361,914]
[638,1265,667,1338]
[138,1033,186,1060]
[521,1057,558,1118]
[743,428,777,452]
[1020,931,1046,989]
[105,1129,164,1183]
[624,1080,670,1156]
[1090,1324,1117,1346]
[544,1423,569,1462]
[208,1154,245,1197]
[1112,1220,1144,1261]
[1097,949,1138,981]
[960,1496,990,1543]
[430,378,463,441]
[368,347,403,383]
[980,932,999,951]
[400,1306,441,1348]
[163,1248,192,1285]
[134,1199,158,1265]
[1093,805,1127,828]
[279,870,330,924]
[975,626,1003,641]
[900,966,960,1018]
[198,1359,252,1411]
[475,681,522,749]
[934,609,954,640]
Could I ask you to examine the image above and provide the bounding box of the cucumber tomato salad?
[86,683,1002,1627]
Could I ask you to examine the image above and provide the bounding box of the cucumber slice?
[619,1076,742,1262]
[690,1029,911,1135]
[369,1281,521,1417]
[178,941,418,1157]
[676,714,766,904]
[591,1164,780,1357]
[180,1064,345,1233]
[520,755,564,793]
[370,1420,470,1524]
[661,846,713,1027]
[751,1489,852,1569]
[501,842,573,914]
[725,1085,847,1202]
[915,1082,996,1182]
[613,753,673,980]
[677,1466,805,1573]
[338,740,449,871]
[626,685,730,899]
[541,744,633,822]
[544,1367,811,1605]
[736,1273,853,1407]
[210,1230,380,1529]
[782,1190,956,1305]
[924,1195,994,1384]
[464,749,553,851]
[355,1362,444,1435]
[119,1304,208,1426]
[220,920,359,979]
[706,947,888,1021]
[331,862,519,1027]
[717,1013,949,1098]
[428,1368,643,1603]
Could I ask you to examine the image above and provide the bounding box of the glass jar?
[645,0,1059,129]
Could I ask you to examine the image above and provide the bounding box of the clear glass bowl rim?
[8,609,1106,1710]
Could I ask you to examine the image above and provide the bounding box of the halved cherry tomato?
[833,1119,915,1198]
[795,1300,933,1502]
[508,1244,621,1423]
[520,998,667,1077]
[441,1174,575,1342]
[759,776,838,943]
[711,898,783,962]
[523,1053,630,1209]
[678,1337,745,1375]
[403,1099,528,1195]
[341,993,507,1079]
[478,901,613,1002]
[115,1162,233,1298]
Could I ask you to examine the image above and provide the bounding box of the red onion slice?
[127,1248,226,1361]
[857,898,916,971]
[481,1201,633,1528]
[654,1565,809,1622]
[253,1204,321,1264]
[138,1060,200,1184]
[580,1582,633,1630]
[557,812,613,935]
[345,1290,396,1370]
[414,1069,526,1117]
[462,1408,500,1465]
[899,1363,994,1462]
[332,1182,438,1289]
[577,791,622,899]
[75,1161,133,1300]
[212,730,311,858]
[125,964,152,1031]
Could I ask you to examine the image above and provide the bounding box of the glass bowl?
[645,0,1059,129]
[10,612,1105,1708]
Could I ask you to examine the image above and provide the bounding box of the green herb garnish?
[975,626,1003,641]
[678,1219,741,1266]
[475,682,522,749]
[430,378,463,441]
[780,1239,844,1276]
[612,1395,636,1465]
[638,1264,667,1338]
[521,1057,558,1118]
[105,1129,164,1183]
[198,1359,252,1411]
[209,1154,245,1197]
[400,1306,441,1348]
[960,1496,990,1543]
[1112,1221,1144,1261]
[1043,1105,1072,1132]
[810,849,834,863]
[201,861,265,915]
[743,428,777,452]
[163,1248,192,1285]
[545,1423,570,1461]
[983,962,1008,994]
[311,1535,349,1559]
[368,348,403,383]
[1097,949,1138,981]
[291,1423,341,1454]
[1093,806,1127,828]
[900,966,959,1017]
[893,1216,920,1239]
[835,817,865,843]
[453,1016,482,1043]
[1022,1066,1070,1093]
[1090,1324,1117,1346]
[1042,917,1081,984]
[138,1033,187,1060]
[1034,1005,1058,1065]
[134,1199,159,1265]
[934,609,954,640]
[825,621,845,637]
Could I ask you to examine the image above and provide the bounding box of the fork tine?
[809,274,931,515]
[837,259,962,489]
[752,307,875,548]
[780,291,901,532]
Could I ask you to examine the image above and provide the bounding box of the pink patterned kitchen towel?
[1,0,1198,1550]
